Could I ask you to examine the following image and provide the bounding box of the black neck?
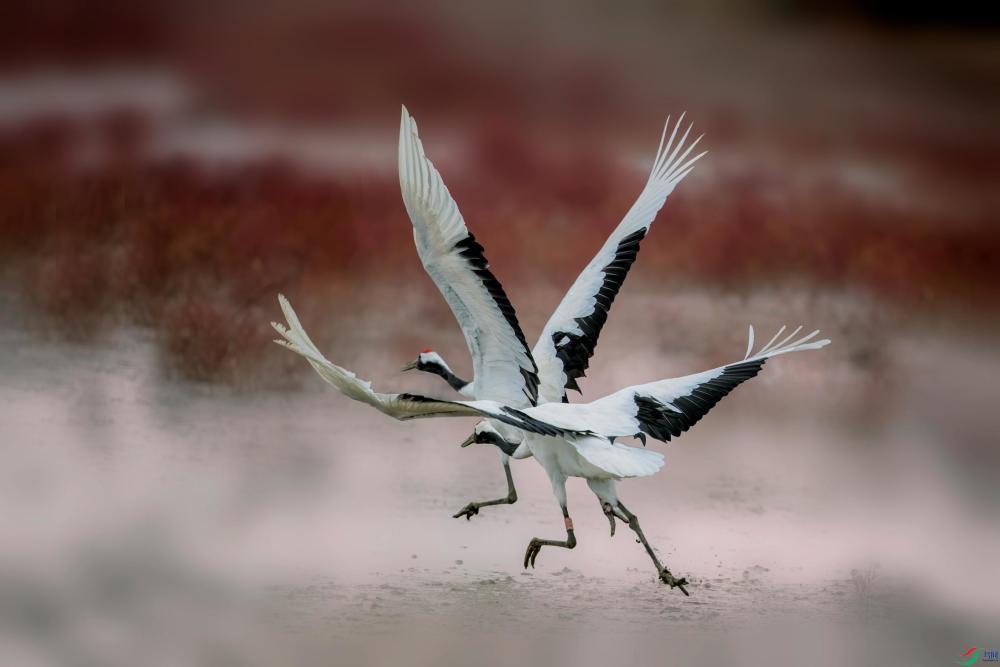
[481,430,519,456]
[496,438,519,457]
[434,366,469,392]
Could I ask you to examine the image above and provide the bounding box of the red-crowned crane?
[271,108,830,594]
[398,109,704,521]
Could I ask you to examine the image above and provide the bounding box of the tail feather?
[570,436,665,479]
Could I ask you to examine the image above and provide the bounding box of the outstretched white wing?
[533,115,706,403]
[399,106,538,407]
[271,296,582,438]
[525,326,831,442]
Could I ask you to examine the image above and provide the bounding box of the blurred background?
[1,1,998,665]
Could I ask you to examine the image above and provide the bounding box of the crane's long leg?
[523,505,577,568]
[453,459,517,520]
[524,478,576,568]
[617,501,689,596]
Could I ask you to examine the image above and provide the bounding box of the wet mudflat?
[2,289,997,666]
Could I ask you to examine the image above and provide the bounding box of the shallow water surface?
[1,296,997,665]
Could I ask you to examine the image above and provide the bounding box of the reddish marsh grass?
[1,112,997,382]
[3,3,998,382]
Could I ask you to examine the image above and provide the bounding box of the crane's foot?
[601,502,617,537]
[452,462,518,520]
[522,525,577,569]
[659,568,690,596]
[524,538,544,569]
[453,502,480,520]
[452,492,517,520]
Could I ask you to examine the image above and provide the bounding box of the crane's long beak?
[399,360,418,372]
[460,433,475,447]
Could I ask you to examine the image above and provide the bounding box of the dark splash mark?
[633,358,766,443]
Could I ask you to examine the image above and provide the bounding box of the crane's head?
[399,348,451,376]
[460,421,520,456]
[400,348,472,394]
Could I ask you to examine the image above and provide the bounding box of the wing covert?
[399,106,538,407]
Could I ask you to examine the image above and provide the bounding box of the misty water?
[2,288,998,665]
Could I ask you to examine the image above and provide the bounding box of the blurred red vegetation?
[2,109,997,383]
[1,4,997,382]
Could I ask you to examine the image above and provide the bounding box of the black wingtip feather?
[500,406,588,439]
[633,359,767,443]
[552,228,648,394]
[454,234,540,405]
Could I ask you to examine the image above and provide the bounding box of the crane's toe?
[601,502,616,537]
[523,539,543,569]
[658,568,690,596]
[453,503,480,520]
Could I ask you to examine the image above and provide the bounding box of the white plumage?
[272,107,831,595]
[396,107,705,519]
[271,296,583,437]
[398,107,538,409]
[560,435,665,479]
[523,326,830,440]
[533,113,705,404]
[274,301,827,467]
